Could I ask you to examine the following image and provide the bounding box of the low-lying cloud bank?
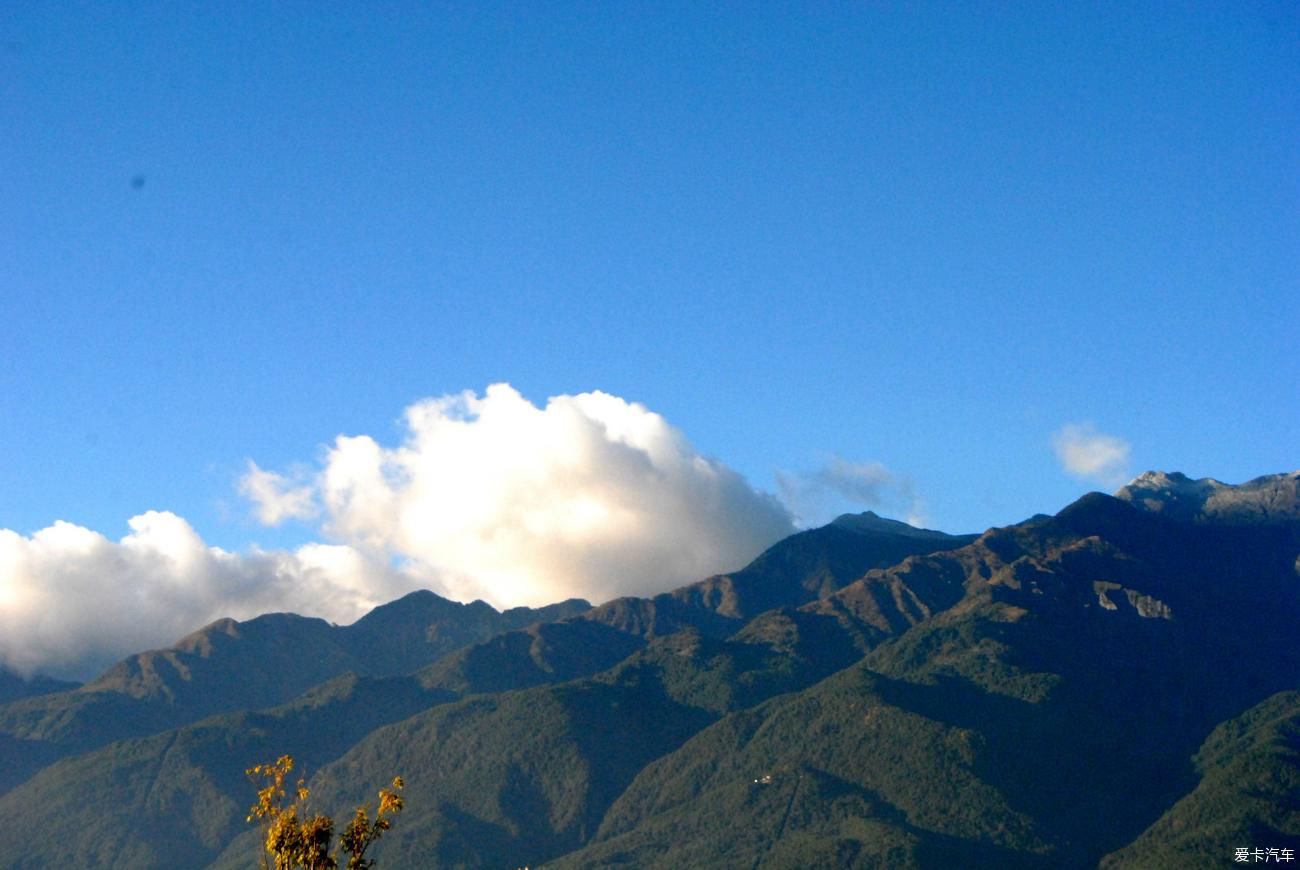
[2,385,797,680]
[0,512,413,680]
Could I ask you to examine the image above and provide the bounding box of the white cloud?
[1,384,794,679]
[1052,422,1132,488]
[238,461,318,525]
[0,513,414,680]
[776,456,925,528]
[250,383,795,610]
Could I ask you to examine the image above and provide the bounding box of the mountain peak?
[829,511,963,540]
[1116,470,1300,525]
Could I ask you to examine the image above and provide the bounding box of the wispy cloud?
[1052,422,1132,488]
[777,456,925,528]
[238,461,318,525]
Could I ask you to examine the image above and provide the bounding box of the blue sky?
[1,3,1296,674]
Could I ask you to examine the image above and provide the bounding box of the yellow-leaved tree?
[247,755,404,870]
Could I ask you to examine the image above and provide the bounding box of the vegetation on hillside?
[0,486,1296,868]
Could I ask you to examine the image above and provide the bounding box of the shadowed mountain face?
[0,474,1296,868]
[0,510,966,801]
[586,495,1300,867]
[1099,690,1300,867]
[0,593,589,793]
[584,518,977,639]
[0,669,78,705]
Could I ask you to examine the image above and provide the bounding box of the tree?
[247,755,404,870]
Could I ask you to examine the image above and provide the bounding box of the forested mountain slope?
[0,472,1295,868]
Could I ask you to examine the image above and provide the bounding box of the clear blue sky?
[3,1,1297,550]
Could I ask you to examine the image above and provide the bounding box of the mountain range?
[0,471,1296,868]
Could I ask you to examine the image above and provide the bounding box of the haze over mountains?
[0,471,1296,868]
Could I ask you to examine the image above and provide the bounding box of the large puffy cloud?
[244,384,795,608]
[1,384,795,680]
[776,456,925,528]
[1052,422,1132,488]
[0,512,414,680]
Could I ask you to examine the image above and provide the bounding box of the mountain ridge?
[0,473,1295,868]
[0,594,591,794]
[1116,469,1300,525]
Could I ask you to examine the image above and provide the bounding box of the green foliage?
[1101,691,1300,868]
[563,661,1054,868]
[0,672,442,869]
[0,594,590,782]
[247,755,404,870]
[1,495,1298,867]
